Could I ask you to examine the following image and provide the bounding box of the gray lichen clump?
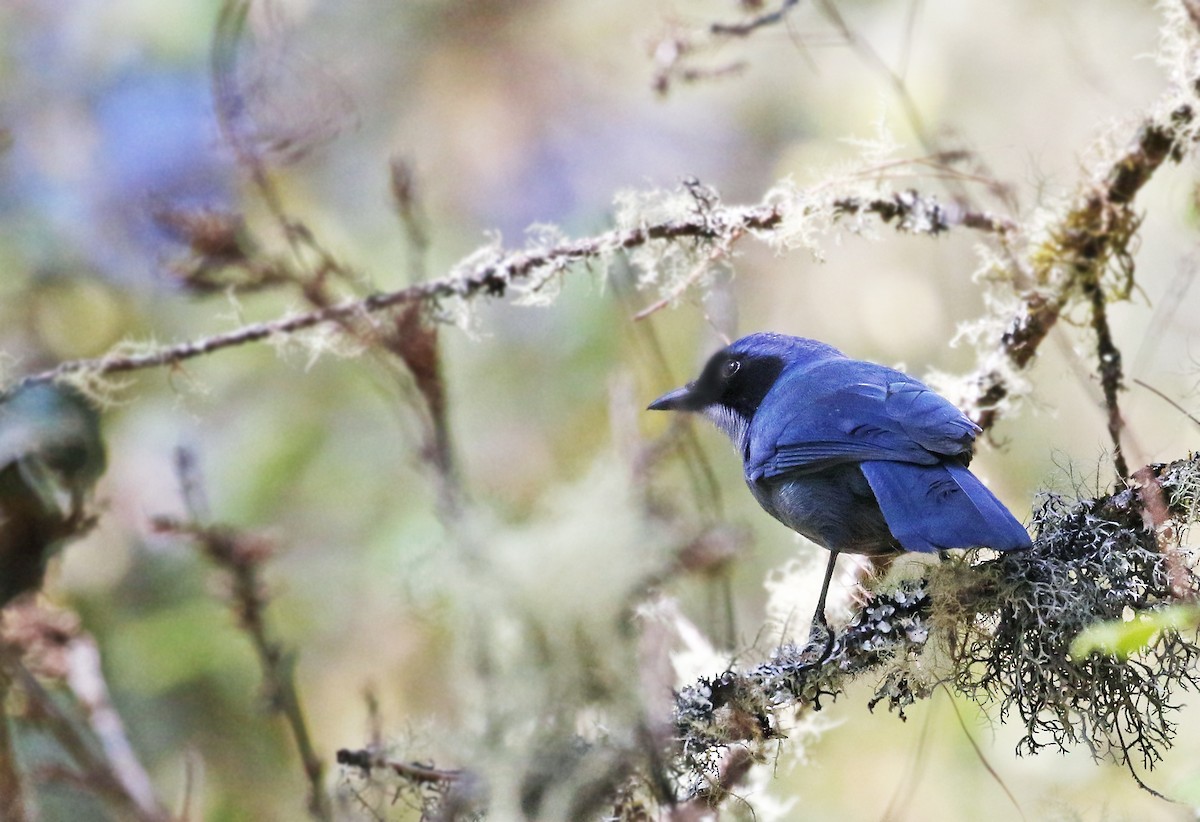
[956,456,1200,768]
[674,455,1200,790]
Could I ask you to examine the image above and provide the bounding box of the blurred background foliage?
[1,0,1199,819]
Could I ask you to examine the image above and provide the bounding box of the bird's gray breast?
[748,464,900,556]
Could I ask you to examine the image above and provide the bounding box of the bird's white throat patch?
[704,404,750,452]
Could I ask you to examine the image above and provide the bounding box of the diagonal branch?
[967,104,1195,439]
[17,202,783,389]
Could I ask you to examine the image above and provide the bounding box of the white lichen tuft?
[443,454,677,818]
[760,178,828,259]
[56,363,136,408]
[265,313,366,370]
[763,553,825,645]
[1156,0,1200,97]
[510,223,571,307]
[637,595,727,687]
[609,185,733,316]
[839,112,904,166]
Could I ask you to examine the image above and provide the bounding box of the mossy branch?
[14,186,1016,392]
[968,106,1196,437]
[673,455,1200,794]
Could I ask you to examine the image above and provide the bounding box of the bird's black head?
[648,333,840,426]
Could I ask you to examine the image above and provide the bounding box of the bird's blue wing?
[746,360,979,481]
[859,460,1031,552]
[885,380,980,455]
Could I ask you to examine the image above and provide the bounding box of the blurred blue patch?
[3,67,236,284]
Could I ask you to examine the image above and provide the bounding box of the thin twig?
[212,0,299,262]
[158,448,333,821]
[633,233,739,321]
[814,0,943,169]
[710,0,801,36]
[390,156,431,284]
[1086,274,1130,478]
[335,749,464,786]
[896,0,923,81]
[1133,378,1200,428]
[940,684,1027,822]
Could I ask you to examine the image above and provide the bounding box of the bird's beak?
[647,383,695,411]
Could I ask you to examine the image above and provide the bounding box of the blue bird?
[648,332,1030,657]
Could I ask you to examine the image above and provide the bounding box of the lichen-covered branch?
[673,455,1200,793]
[832,189,1016,236]
[16,183,1015,392]
[17,198,779,389]
[967,105,1195,436]
[356,454,1200,817]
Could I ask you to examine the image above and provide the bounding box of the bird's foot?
[796,616,836,672]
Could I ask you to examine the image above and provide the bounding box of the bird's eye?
[722,359,741,379]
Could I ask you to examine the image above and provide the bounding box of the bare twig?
[212,0,296,258]
[390,156,431,284]
[633,235,739,321]
[1086,273,1130,478]
[1133,378,1200,428]
[940,684,1027,822]
[710,0,801,36]
[814,0,945,171]
[155,448,332,821]
[335,748,464,786]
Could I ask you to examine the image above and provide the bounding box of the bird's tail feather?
[860,460,1031,553]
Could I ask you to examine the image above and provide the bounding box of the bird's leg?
[801,550,839,668]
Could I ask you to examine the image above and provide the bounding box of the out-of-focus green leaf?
[108,599,257,695]
[1070,605,1200,660]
